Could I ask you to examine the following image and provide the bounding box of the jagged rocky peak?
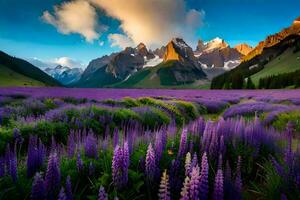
[163,38,195,62]
[135,42,155,60]
[204,37,229,52]
[293,16,300,25]
[234,44,253,56]
[196,39,206,52]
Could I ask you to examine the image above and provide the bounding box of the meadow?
[0,88,300,200]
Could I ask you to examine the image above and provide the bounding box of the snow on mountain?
[143,55,163,68]
[45,65,83,85]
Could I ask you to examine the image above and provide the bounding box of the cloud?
[108,34,135,49]
[54,57,84,68]
[42,0,101,42]
[28,57,84,69]
[90,0,205,48]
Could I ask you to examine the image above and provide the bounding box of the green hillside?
[0,51,61,86]
[251,49,300,85]
[0,64,45,86]
[114,61,210,89]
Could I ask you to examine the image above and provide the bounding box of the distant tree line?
[258,69,300,89]
[211,60,265,89]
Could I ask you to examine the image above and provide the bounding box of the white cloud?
[42,0,101,42]
[108,34,135,49]
[90,0,205,48]
[54,57,84,68]
[28,57,84,69]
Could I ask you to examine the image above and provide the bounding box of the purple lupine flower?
[146,143,157,182]
[199,152,209,200]
[27,136,46,177]
[218,154,223,170]
[284,122,294,168]
[112,144,128,189]
[67,132,76,158]
[45,153,61,195]
[0,157,5,177]
[189,166,200,200]
[123,141,129,184]
[235,156,242,198]
[184,152,191,176]
[13,128,23,144]
[113,128,119,148]
[76,152,83,172]
[213,169,224,200]
[84,132,98,159]
[169,159,181,194]
[281,194,287,200]
[58,187,66,200]
[178,128,188,158]
[155,131,163,163]
[98,186,108,200]
[6,145,18,182]
[191,153,198,170]
[66,175,73,200]
[158,170,170,200]
[31,172,46,200]
[180,176,190,200]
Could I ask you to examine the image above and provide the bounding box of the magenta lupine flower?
[31,172,46,200]
[213,169,224,200]
[235,156,242,197]
[189,166,200,200]
[76,152,83,172]
[199,152,209,200]
[178,128,188,158]
[66,175,73,200]
[146,143,157,182]
[58,187,66,200]
[45,153,61,195]
[84,132,98,159]
[112,144,128,189]
[158,170,170,200]
[98,186,108,200]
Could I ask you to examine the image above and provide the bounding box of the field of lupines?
[0,88,300,200]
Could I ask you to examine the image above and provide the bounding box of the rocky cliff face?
[163,38,199,68]
[243,17,300,61]
[234,44,253,56]
[195,38,245,70]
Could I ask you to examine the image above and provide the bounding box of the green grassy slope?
[0,64,45,87]
[251,49,300,85]
[0,51,61,86]
[114,61,210,89]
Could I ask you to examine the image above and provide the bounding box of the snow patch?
[223,60,240,70]
[143,56,163,68]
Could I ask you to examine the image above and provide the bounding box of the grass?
[114,61,210,89]
[0,64,45,87]
[251,49,300,85]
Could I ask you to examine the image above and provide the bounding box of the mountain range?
[211,17,300,89]
[1,17,299,89]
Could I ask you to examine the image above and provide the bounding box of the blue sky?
[0,0,299,68]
